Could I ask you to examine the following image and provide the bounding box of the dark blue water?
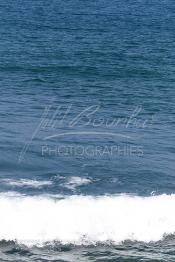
[0,0,175,261]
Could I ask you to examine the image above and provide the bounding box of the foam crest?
[0,194,175,246]
[63,176,92,191]
[2,179,52,188]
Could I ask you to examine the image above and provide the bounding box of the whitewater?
[0,193,175,247]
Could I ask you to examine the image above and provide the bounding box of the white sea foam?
[62,176,92,191]
[2,179,52,188]
[0,193,175,246]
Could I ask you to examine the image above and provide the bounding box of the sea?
[0,0,175,261]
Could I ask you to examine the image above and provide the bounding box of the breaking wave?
[0,193,175,246]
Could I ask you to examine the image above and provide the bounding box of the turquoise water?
[0,0,175,261]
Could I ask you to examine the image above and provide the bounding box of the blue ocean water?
[0,0,175,261]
